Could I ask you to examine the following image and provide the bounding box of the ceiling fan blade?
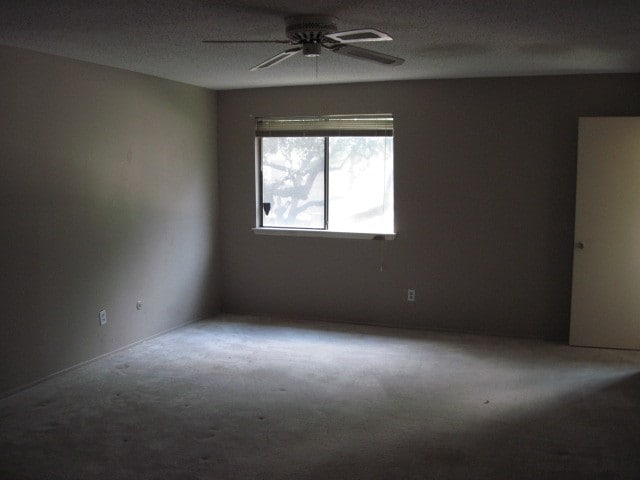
[202,40,290,44]
[330,44,404,66]
[325,28,392,43]
[250,47,302,71]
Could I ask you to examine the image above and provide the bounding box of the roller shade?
[256,114,393,137]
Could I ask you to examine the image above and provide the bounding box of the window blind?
[255,114,393,137]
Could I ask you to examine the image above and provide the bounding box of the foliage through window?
[256,115,394,234]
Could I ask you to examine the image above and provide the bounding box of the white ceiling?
[1,0,639,90]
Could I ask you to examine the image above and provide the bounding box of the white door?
[570,117,640,349]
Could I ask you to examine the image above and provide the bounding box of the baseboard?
[218,307,568,343]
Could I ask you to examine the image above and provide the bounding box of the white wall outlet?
[407,289,416,302]
[136,301,143,311]
[99,309,107,326]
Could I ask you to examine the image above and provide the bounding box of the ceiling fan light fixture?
[302,42,322,57]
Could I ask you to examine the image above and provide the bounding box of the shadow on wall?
[0,46,218,393]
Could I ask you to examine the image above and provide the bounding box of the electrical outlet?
[99,309,107,326]
[136,301,143,311]
[407,289,416,302]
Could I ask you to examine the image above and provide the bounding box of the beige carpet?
[1,315,639,479]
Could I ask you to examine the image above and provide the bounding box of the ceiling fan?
[202,14,405,71]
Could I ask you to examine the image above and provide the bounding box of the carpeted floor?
[1,315,639,479]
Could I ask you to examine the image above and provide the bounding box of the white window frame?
[253,114,396,240]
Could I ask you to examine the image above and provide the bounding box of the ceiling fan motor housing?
[285,15,338,51]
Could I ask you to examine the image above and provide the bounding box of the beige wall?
[0,46,219,395]
[217,75,640,340]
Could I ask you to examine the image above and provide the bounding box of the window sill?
[252,228,396,240]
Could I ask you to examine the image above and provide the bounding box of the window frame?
[254,115,396,240]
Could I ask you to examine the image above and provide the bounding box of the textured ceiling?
[1,0,639,90]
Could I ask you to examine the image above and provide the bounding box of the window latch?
[262,202,271,216]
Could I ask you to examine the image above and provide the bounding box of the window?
[255,115,394,238]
